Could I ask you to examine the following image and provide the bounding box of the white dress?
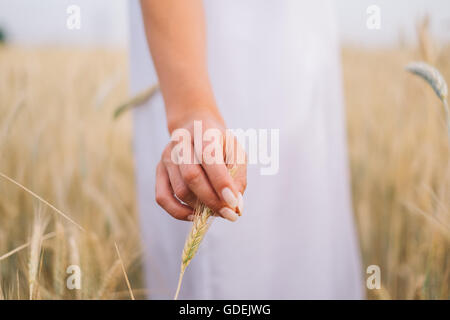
[129,0,364,299]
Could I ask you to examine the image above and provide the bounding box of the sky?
[0,0,449,47]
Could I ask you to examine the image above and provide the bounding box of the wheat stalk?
[28,211,48,300]
[97,259,122,299]
[0,172,85,231]
[114,242,135,300]
[113,83,159,119]
[174,166,237,300]
[406,62,450,143]
[416,15,436,64]
[0,282,4,300]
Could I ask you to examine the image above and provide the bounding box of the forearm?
[140,0,222,132]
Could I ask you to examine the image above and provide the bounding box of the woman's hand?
[155,110,247,222]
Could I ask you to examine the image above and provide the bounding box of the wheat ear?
[174,203,214,300]
[174,166,238,300]
[406,62,450,143]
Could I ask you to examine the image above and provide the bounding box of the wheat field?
[0,44,448,299]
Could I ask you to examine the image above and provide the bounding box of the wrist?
[167,104,224,133]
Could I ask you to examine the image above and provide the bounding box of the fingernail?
[237,192,244,215]
[219,207,239,222]
[187,215,194,221]
[221,187,238,209]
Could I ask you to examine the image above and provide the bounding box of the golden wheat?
[406,61,449,142]
[113,84,159,119]
[0,47,141,300]
[28,211,47,300]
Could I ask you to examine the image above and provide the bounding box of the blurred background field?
[0,47,144,299]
